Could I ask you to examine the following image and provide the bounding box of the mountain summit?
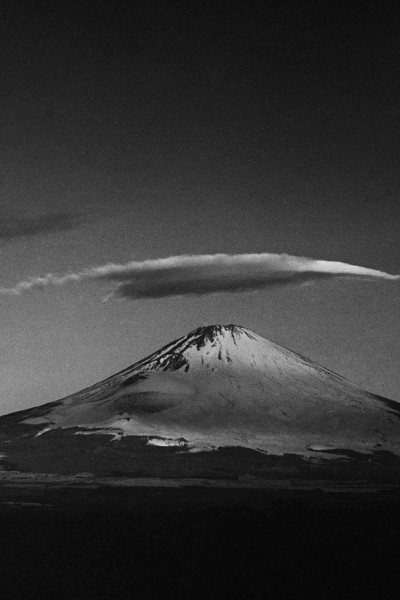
[1,324,400,475]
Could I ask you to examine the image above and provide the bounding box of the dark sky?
[0,1,399,413]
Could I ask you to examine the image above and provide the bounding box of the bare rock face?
[1,325,400,479]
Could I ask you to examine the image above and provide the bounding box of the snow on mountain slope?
[3,324,399,459]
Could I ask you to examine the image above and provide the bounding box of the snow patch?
[147,437,188,448]
[187,445,216,453]
[74,429,103,436]
[74,428,125,440]
[307,445,339,452]
[35,427,52,437]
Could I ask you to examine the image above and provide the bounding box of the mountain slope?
[1,325,399,470]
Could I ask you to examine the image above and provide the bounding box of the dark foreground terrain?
[1,481,400,599]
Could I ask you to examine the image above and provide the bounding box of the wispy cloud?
[0,212,86,242]
[0,253,399,299]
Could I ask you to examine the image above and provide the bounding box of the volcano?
[1,324,400,482]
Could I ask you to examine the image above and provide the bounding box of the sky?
[0,1,399,414]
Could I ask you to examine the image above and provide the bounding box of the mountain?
[1,324,400,481]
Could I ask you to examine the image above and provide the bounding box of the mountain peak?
[188,324,247,336]
[185,324,251,348]
[125,324,259,374]
[171,324,262,362]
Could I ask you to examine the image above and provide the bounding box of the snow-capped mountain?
[1,324,399,465]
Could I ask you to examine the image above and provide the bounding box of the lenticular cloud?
[0,253,398,299]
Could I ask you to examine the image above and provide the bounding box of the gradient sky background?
[0,1,399,414]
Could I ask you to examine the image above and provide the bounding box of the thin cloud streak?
[0,212,87,241]
[1,253,399,299]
